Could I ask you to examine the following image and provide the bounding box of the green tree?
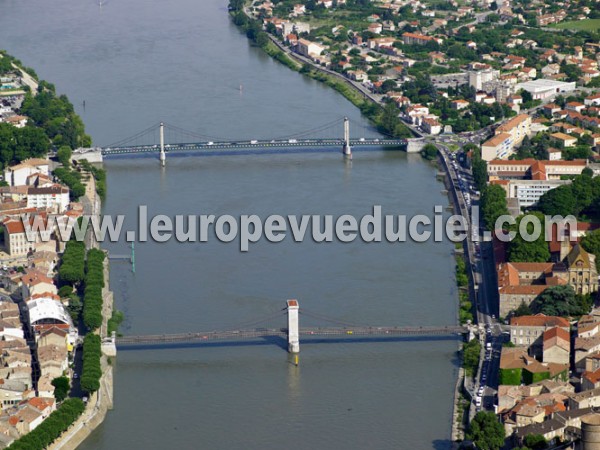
[507,213,551,263]
[421,144,438,160]
[463,338,481,377]
[51,376,70,402]
[513,301,532,317]
[581,228,600,271]
[380,79,397,93]
[56,145,72,167]
[523,434,548,449]
[536,185,576,217]
[499,367,522,385]
[467,144,487,192]
[377,102,402,137]
[531,285,590,317]
[480,184,509,231]
[466,411,505,450]
[57,285,73,298]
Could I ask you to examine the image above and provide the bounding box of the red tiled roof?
[511,314,570,328]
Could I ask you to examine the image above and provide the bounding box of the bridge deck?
[102,139,407,155]
[115,326,465,346]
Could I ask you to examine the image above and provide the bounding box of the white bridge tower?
[159,122,166,166]
[287,299,300,353]
[342,117,352,160]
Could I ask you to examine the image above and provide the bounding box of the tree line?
[83,249,105,331]
[81,334,102,393]
[6,398,85,450]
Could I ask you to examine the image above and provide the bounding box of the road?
[436,141,504,419]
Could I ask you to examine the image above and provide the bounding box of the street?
[437,142,504,418]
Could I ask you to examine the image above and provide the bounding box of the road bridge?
[114,300,468,352]
[91,118,409,164]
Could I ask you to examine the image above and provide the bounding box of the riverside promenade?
[50,167,116,450]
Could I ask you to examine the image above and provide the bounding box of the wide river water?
[1,0,459,448]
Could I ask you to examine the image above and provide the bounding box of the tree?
[466,411,505,450]
[536,185,576,217]
[582,228,600,271]
[81,334,102,393]
[463,339,481,377]
[514,301,532,317]
[51,376,70,402]
[67,293,82,322]
[380,79,397,93]
[523,434,548,449]
[6,398,85,450]
[480,185,509,231]
[56,146,72,167]
[377,102,406,137]
[57,285,73,298]
[464,144,485,187]
[421,144,438,160]
[521,89,533,105]
[507,213,550,263]
[531,285,591,317]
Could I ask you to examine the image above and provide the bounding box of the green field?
[552,19,600,31]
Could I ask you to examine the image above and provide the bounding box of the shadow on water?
[432,439,453,450]
[450,346,463,370]
[116,334,460,352]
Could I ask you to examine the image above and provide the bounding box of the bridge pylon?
[342,117,352,160]
[159,122,166,166]
[287,299,300,353]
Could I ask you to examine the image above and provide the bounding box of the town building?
[515,79,576,101]
[3,159,49,188]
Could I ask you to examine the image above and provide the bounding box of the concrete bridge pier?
[287,299,300,353]
[159,122,166,166]
[342,117,352,160]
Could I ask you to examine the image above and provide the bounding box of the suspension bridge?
[76,118,416,165]
[114,300,469,352]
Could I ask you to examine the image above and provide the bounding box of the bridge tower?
[342,117,352,160]
[287,299,300,353]
[159,122,166,166]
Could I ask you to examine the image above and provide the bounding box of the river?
[0,0,459,448]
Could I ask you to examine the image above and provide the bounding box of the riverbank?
[436,147,479,446]
[230,3,418,139]
[49,176,115,450]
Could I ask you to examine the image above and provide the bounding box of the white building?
[468,69,500,91]
[506,179,570,208]
[281,21,310,36]
[26,297,77,345]
[26,185,70,213]
[296,39,325,58]
[3,159,49,187]
[515,79,576,101]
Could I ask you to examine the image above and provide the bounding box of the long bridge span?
[77,118,414,164]
[114,300,469,351]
